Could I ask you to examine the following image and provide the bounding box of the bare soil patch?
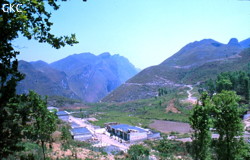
[149,120,193,134]
[165,99,181,113]
[87,117,98,122]
[183,98,197,105]
[48,143,116,160]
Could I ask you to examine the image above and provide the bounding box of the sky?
[15,0,250,69]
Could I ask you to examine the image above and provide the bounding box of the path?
[94,133,129,150]
[186,85,192,99]
[184,85,197,104]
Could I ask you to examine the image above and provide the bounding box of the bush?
[127,144,150,160]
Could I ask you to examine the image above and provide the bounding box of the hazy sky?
[15,0,250,69]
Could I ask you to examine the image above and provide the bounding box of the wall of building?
[58,115,69,122]
[147,132,161,139]
[73,134,92,141]
[129,132,147,141]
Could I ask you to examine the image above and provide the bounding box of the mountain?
[161,38,242,68]
[102,38,250,102]
[17,53,138,102]
[240,38,250,48]
[17,60,79,99]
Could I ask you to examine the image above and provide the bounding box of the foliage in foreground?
[0,0,84,157]
[2,91,57,159]
[190,91,249,160]
[189,93,212,160]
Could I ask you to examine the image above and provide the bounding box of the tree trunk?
[41,141,46,160]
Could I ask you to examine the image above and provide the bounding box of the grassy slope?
[72,87,193,128]
[103,49,250,102]
[181,49,250,83]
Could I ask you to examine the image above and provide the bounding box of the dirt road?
[184,85,197,104]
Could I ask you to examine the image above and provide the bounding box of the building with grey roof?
[71,122,80,128]
[107,124,148,142]
[56,111,70,122]
[70,127,92,141]
[106,123,161,142]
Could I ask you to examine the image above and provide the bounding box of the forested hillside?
[200,70,250,104]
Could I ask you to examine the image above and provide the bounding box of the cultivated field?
[149,120,193,134]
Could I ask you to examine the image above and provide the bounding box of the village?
[50,107,162,153]
[48,106,250,155]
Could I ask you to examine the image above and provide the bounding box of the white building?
[106,124,160,142]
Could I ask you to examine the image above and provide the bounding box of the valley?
[57,38,250,159]
[2,0,250,158]
[19,38,250,136]
[12,38,250,159]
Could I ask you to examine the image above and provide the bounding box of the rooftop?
[244,113,250,120]
[71,127,92,135]
[56,111,70,116]
[71,122,80,128]
[110,124,147,133]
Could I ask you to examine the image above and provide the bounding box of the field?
[149,120,193,134]
[69,87,194,131]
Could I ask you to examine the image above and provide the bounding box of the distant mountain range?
[103,38,250,102]
[17,53,139,102]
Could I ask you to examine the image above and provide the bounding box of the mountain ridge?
[17,53,139,102]
[161,38,243,68]
[102,38,250,102]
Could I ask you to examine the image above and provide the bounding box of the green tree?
[127,144,150,160]
[240,72,250,103]
[3,91,57,159]
[212,91,247,160]
[245,77,250,103]
[248,63,250,77]
[216,74,232,93]
[203,71,250,103]
[0,93,31,156]
[23,91,57,160]
[189,92,212,160]
[158,88,168,97]
[0,0,85,157]
[205,79,215,98]
[156,139,174,157]
[61,125,72,150]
